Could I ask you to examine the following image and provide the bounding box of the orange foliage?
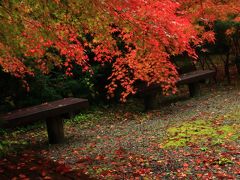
[0,0,239,100]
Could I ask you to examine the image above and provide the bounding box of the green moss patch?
[162,117,239,148]
[223,108,240,121]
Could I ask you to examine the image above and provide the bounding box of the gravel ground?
[1,81,239,179]
[46,82,240,174]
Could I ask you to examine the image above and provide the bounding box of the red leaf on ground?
[29,166,38,171]
[95,155,105,161]
[41,170,47,177]
[19,173,27,178]
[56,164,72,174]
[0,168,4,173]
[43,176,52,180]
[114,147,126,156]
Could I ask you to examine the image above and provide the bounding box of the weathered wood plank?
[0,98,89,128]
[177,70,215,85]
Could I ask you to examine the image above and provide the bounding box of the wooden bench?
[0,98,89,144]
[177,69,215,97]
[139,69,216,110]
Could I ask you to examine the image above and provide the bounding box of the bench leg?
[143,92,158,111]
[188,83,200,97]
[46,116,64,144]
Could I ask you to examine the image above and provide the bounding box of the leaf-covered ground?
[0,82,240,179]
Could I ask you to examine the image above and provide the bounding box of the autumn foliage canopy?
[0,0,239,101]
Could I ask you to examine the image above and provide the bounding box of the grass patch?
[65,113,100,124]
[0,122,46,157]
[217,157,233,166]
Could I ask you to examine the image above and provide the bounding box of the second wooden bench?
[139,69,216,110]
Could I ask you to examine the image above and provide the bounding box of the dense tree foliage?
[0,0,239,101]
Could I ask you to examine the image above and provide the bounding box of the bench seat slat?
[177,70,215,85]
[0,98,89,127]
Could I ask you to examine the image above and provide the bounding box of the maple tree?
[0,0,239,101]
